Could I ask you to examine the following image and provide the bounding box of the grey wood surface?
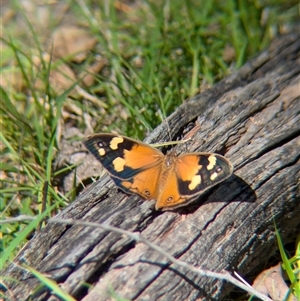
[3,28,300,301]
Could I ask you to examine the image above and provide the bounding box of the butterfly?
[83,133,233,210]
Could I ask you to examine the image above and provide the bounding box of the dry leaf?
[49,63,76,93]
[253,263,297,301]
[223,44,236,62]
[80,57,107,87]
[52,25,97,62]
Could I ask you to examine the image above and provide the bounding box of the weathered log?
[3,28,300,301]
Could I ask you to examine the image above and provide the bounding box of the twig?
[2,215,272,301]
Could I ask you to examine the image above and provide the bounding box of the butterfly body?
[83,133,233,210]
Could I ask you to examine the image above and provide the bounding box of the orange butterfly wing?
[155,169,184,210]
[113,165,162,200]
[176,153,233,195]
[83,133,164,200]
[155,153,233,210]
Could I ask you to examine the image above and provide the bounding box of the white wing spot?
[110,136,124,150]
[98,148,105,156]
[113,157,126,172]
[207,155,217,170]
[210,172,218,181]
[188,175,201,190]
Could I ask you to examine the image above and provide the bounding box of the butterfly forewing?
[83,134,164,180]
[176,153,233,197]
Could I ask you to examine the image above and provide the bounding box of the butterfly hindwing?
[112,164,161,200]
[175,153,233,197]
[155,170,185,210]
[83,133,164,180]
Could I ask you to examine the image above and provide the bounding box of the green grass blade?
[1,204,56,270]
[23,264,76,301]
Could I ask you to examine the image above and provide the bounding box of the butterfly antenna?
[151,138,191,148]
[152,107,191,148]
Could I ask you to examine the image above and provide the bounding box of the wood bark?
[3,28,300,301]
